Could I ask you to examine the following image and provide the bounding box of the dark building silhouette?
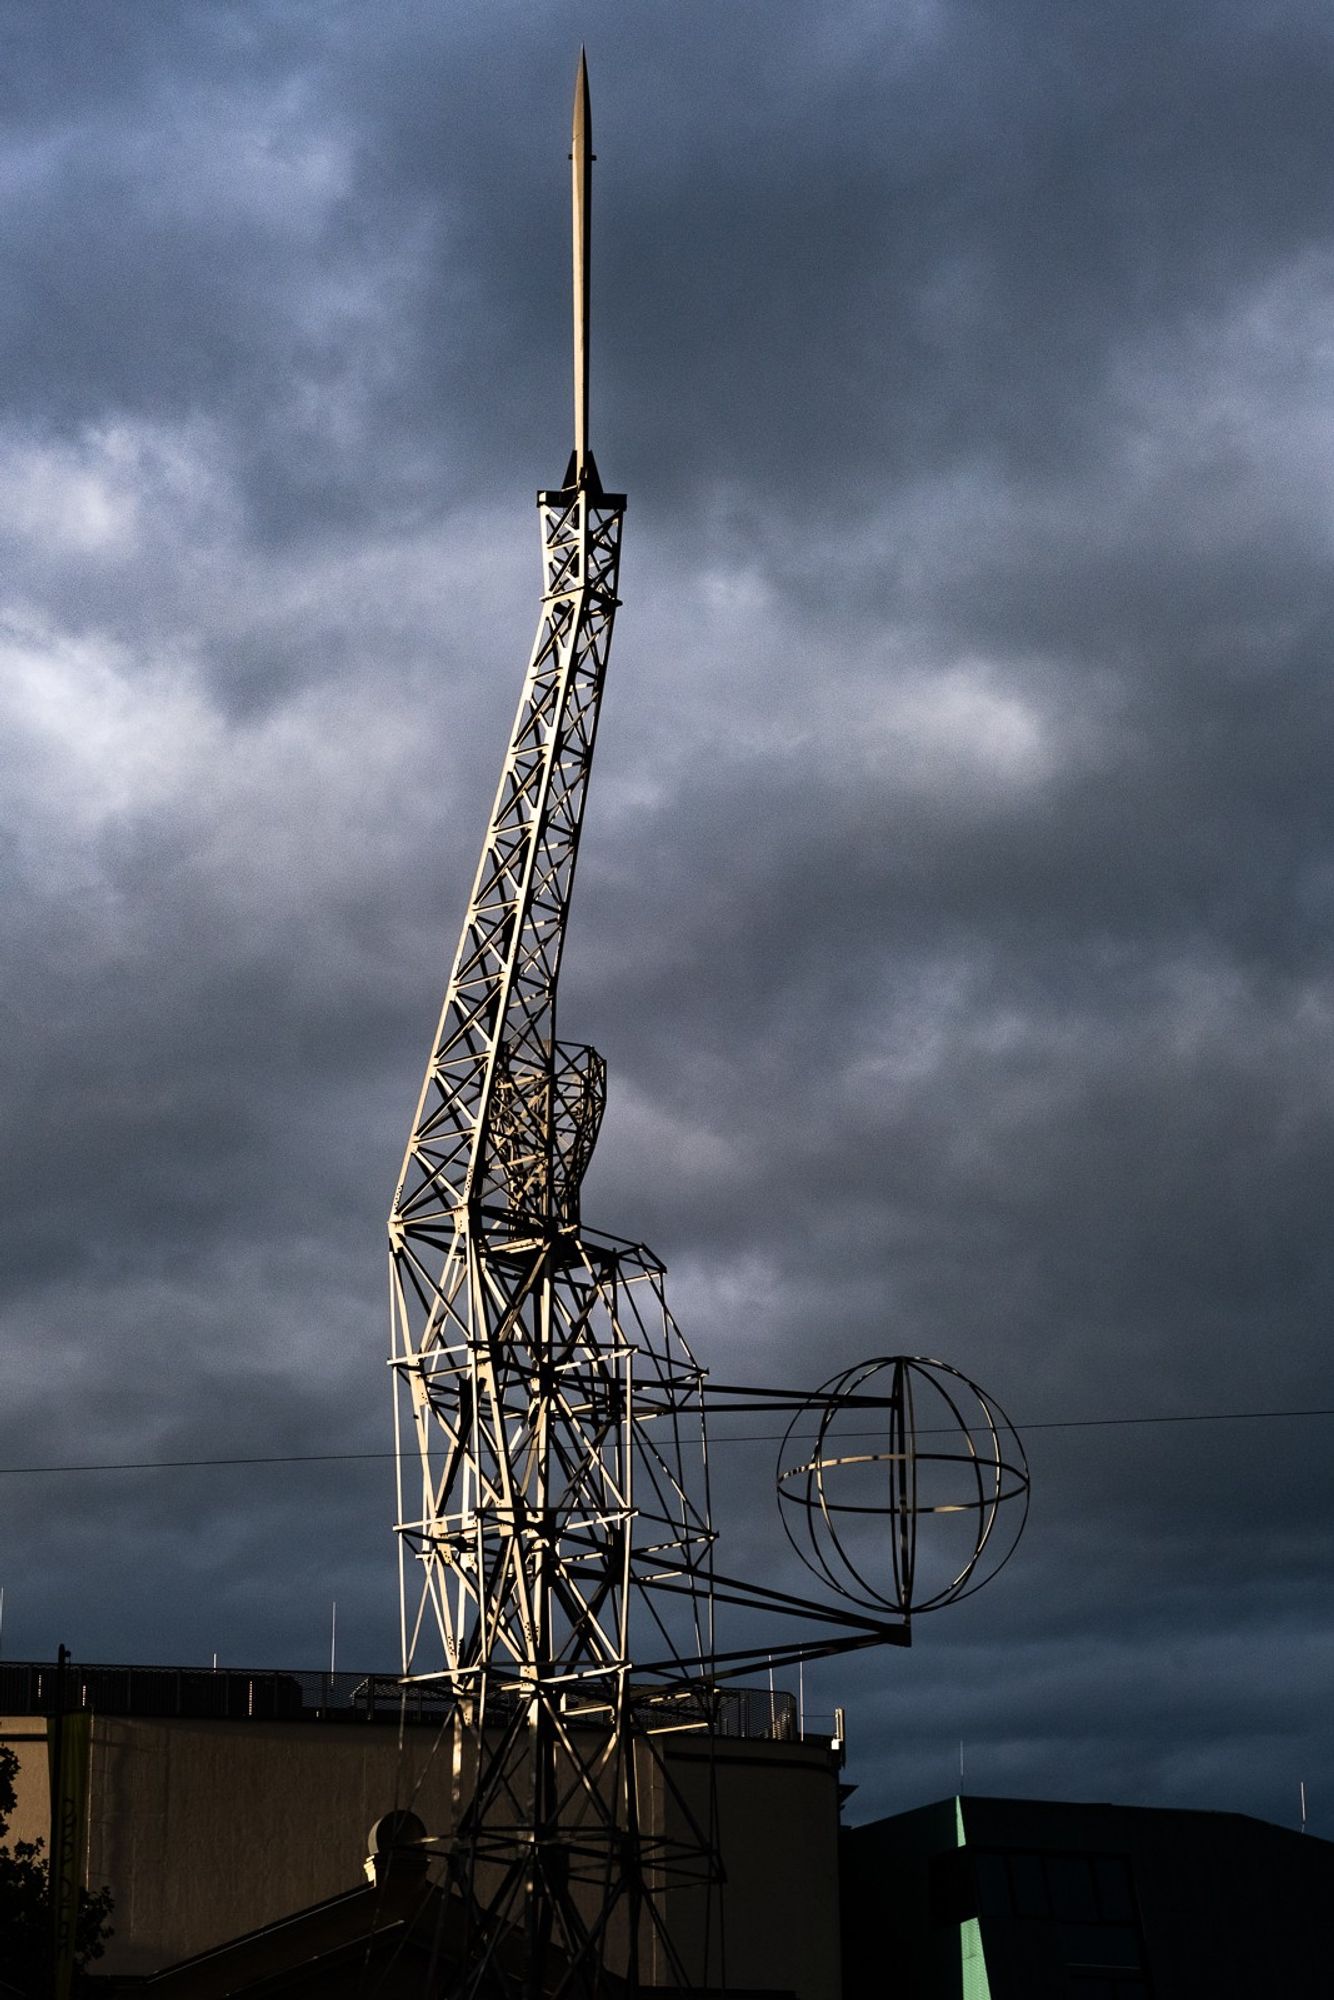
[843,1793,1334,1998]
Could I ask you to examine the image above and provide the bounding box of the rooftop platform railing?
[0,1659,827,1743]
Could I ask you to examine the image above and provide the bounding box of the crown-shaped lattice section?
[394,1228,713,1689]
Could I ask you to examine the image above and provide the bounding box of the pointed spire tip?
[571,50,592,480]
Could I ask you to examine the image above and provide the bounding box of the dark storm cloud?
[2,0,1334,1834]
[15,2,1334,536]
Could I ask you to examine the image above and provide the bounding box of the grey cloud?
[2,0,1334,1840]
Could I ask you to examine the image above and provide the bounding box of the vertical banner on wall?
[47,1709,90,2000]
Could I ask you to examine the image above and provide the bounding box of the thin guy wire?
[2,1404,1334,1477]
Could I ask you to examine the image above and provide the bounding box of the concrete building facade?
[2,1663,843,1994]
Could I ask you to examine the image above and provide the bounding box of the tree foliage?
[0,1743,114,1994]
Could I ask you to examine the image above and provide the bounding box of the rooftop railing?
[0,1659,833,1745]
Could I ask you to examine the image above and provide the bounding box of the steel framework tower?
[388,54,1029,2000]
[388,56,717,1996]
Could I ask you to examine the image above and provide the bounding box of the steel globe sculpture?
[776,1357,1030,1617]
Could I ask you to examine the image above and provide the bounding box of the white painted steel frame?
[388,471,718,1996]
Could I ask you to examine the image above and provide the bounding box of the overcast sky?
[3,0,1334,1839]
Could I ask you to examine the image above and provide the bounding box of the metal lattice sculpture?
[388,57,718,1996]
[388,54,1029,2000]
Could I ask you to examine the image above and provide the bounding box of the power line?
[0,1449,391,1476]
[1,1404,1334,1478]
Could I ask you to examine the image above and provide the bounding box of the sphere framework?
[776,1356,1030,1617]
